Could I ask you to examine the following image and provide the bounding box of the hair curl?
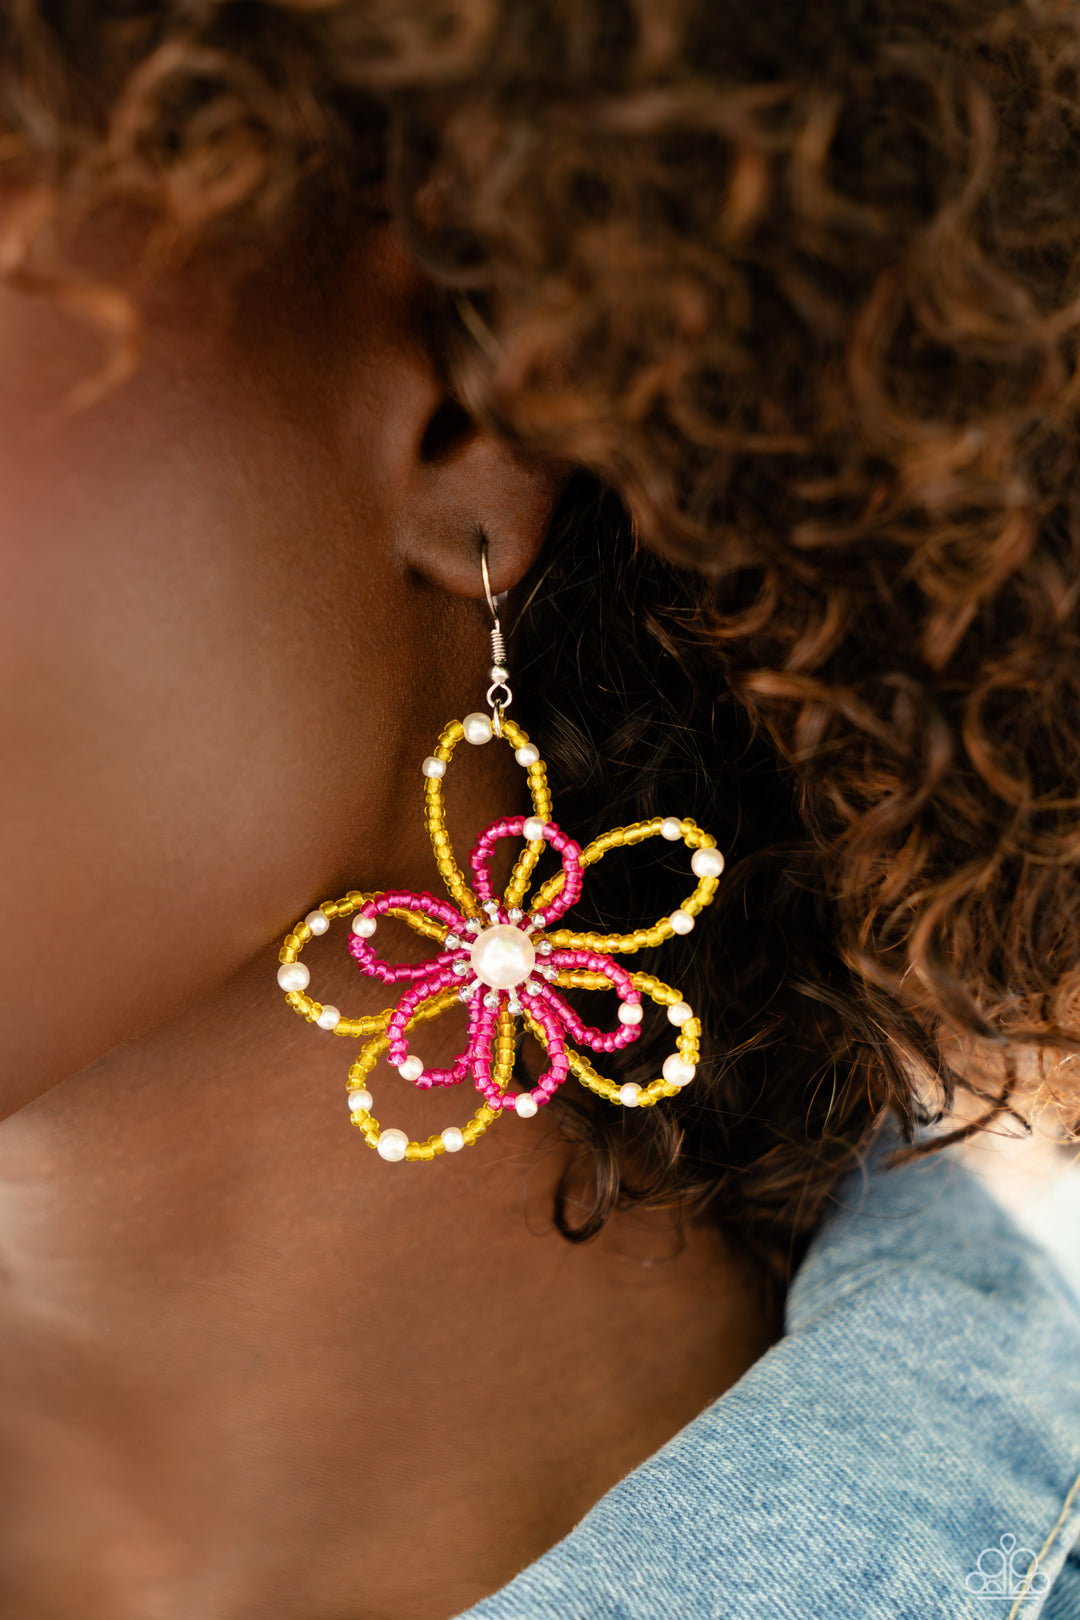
[6,0,1080,1280]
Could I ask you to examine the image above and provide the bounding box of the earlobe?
[400,412,565,602]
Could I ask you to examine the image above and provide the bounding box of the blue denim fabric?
[455,1121,1080,1619]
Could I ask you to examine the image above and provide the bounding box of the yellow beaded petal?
[278,890,448,1037]
[532,818,722,954]
[423,716,554,916]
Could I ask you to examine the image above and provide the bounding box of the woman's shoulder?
[457,1121,1080,1619]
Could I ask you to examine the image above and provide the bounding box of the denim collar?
[457,1121,1080,1620]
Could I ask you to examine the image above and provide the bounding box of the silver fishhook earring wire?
[481,539,513,737]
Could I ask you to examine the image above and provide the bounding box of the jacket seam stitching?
[1005,1464,1080,1620]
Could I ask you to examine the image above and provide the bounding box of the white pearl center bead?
[619,1082,642,1107]
[515,744,540,767]
[305,910,330,935]
[691,846,725,878]
[660,817,683,840]
[397,1055,424,1082]
[376,1128,410,1161]
[515,1093,539,1118]
[350,914,377,938]
[348,1089,373,1112]
[463,712,493,745]
[422,755,447,779]
[277,962,310,992]
[618,1002,644,1026]
[316,1004,341,1030]
[667,1001,693,1026]
[441,1127,465,1152]
[522,816,545,841]
[470,924,536,989]
[669,909,695,935]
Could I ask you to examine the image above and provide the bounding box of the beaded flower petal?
[277,713,725,1163]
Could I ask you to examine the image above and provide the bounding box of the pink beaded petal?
[531,980,641,1055]
[348,889,467,985]
[468,815,583,924]
[416,989,488,1090]
[468,818,518,911]
[547,948,639,1001]
[386,963,464,1066]
[521,823,583,927]
[510,991,572,1107]
[468,992,507,1107]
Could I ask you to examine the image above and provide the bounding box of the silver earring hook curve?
[480,541,499,625]
[480,539,512,736]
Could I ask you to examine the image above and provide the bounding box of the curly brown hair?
[7,0,1080,1278]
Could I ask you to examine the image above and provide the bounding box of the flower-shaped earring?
[276,546,725,1163]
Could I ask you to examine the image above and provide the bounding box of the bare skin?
[0,215,780,1620]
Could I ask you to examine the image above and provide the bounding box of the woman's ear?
[356,225,565,601]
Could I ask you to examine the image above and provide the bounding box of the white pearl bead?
[667,1001,693,1026]
[441,1127,465,1153]
[515,744,540,767]
[522,816,545,841]
[619,1082,642,1107]
[660,817,683,841]
[347,1088,373,1112]
[463,712,493,745]
[514,1093,539,1118]
[304,910,330,935]
[691,847,725,878]
[376,1128,409,1161]
[662,1054,696,1086]
[471,924,536,988]
[618,1002,644,1026]
[316,1004,341,1030]
[669,910,695,935]
[350,914,377,938]
[277,962,310,992]
[397,1055,424,1082]
[422,755,447,779]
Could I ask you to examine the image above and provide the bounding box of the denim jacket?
[456,1122,1080,1619]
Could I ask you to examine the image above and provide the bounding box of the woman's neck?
[0,938,780,1620]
